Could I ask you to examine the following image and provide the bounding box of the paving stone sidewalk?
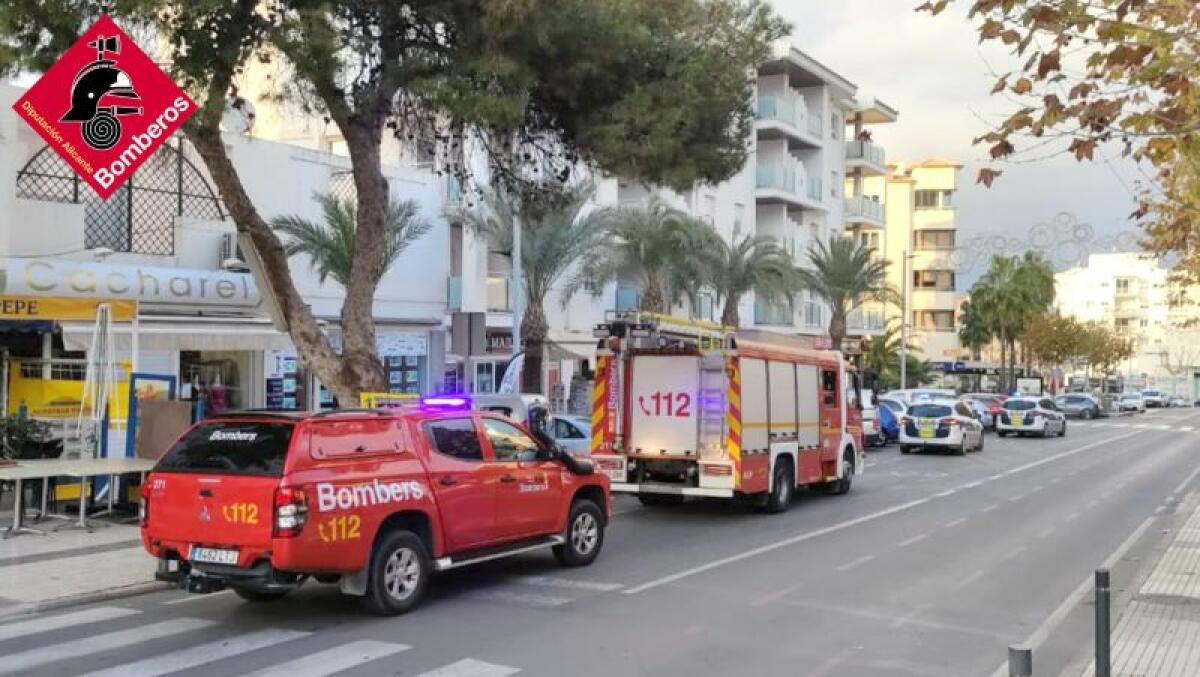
[1083,501,1200,675]
[0,513,162,616]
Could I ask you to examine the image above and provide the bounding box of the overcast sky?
[774,0,1147,284]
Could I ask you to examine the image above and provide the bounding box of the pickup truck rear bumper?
[154,556,303,594]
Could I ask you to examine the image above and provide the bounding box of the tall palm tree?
[451,188,608,394]
[273,192,431,287]
[970,252,1056,390]
[571,197,709,313]
[957,298,992,361]
[702,233,800,327]
[796,237,898,352]
[861,320,915,390]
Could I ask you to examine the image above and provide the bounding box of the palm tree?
[273,192,431,287]
[702,233,800,327]
[861,320,915,390]
[957,298,992,361]
[796,237,898,352]
[969,252,1056,390]
[571,197,709,313]
[451,188,608,394]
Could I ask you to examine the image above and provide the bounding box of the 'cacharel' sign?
[0,258,261,308]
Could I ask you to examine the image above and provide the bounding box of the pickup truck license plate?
[190,546,239,565]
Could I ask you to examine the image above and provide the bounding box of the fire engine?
[588,311,865,512]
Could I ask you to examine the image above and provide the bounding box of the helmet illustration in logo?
[59,35,142,150]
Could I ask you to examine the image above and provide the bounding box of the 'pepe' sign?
[11,15,197,200]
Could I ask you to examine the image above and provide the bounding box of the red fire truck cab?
[141,398,609,614]
[589,312,864,512]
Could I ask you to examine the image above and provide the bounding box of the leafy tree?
[273,193,430,288]
[917,1,1200,281]
[1079,321,1135,380]
[449,188,607,393]
[1021,314,1084,372]
[796,237,897,352]
[700,233,799,327]
[570,197,711,313]
[0,0,787,401]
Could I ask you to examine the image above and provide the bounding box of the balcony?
[844,195,884,227]
[447,276,462,311]
[845,140,886,176]
[913,207,957,230]
[754,298,793,326]
[755,162,826,212]
[486,276,511,312]
[756,94,822,149]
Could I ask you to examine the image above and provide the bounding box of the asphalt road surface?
[5,407,1200,677]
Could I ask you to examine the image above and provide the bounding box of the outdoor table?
[0,457,157,536]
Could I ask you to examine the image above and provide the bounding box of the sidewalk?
[0,512,163,617]
[1082,496,1200,675]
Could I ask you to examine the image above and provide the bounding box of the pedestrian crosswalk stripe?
[414,658,520,677]
[83,628,310,677]
[1113,424,1129,428]
[0,617,215,675]
[0,606,139,642]
[1183,426,1195,431]
[244,639,411,677]
[466,589,573,608]
[1156,425,1172,430]
[516,575,624,592]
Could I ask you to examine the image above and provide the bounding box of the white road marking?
[943,517,969,529]
[834,555,875,572]
[1156,425,1172,431]
[750,580,805,607]
[84,628,310,677]
[0,606,139,642]
[954,569,987,590]
[516,576,623,592]
[1086,499,1100,509]
[244,640,411,677]
[1036,525,1057,539]
[1170,461,1200,495]
[988,516,1157,677]
[1064,511,1082,522]
[625,430,1145,594]
[1113,423,1129,428]
[1001,545,1028,561]
[1134,424,1149,429]
[897,533,929,547]
[413,658,520,677]
[1009,493,1026,502]
[0,618,216,674]
[888,604,932,629]
[934,489,957,498]
[980,504,999,513]
[162,589,234,605]
[467,589,573,608]
[963,480,983,489]
[1181,426,1194,432]
[1154,505,1167,514]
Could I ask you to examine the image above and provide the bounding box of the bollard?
[1008,645,1033,677]
[1096,568,1111,677]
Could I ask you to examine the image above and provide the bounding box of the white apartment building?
[0,82,449,441]
[865,160,964,368]
[1056,253,1200,397]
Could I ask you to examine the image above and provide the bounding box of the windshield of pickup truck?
[156,421,296,476]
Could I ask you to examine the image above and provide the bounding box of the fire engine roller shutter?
[768,360,798,443]
[740,358,768,453]
[797,364,820,449]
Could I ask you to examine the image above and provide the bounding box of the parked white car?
[899,398,985,455]
[861,389,883,447]
[551,415,592,455]
[1118,393,1146,413]
[996,396,1067,438]
[1141,389,1167,408]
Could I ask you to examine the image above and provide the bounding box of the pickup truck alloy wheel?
[363,531,430,615]
[554,500,604,567]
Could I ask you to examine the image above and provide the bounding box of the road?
[4,407,1200,676]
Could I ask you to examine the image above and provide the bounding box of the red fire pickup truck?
[141,399,609,614]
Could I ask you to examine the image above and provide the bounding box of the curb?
[0,580,170,621]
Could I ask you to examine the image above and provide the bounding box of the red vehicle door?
[481,417,562,540]
[819,366,842,477]
[420,416,500,551]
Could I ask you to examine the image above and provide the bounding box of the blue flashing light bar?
[421,395,472,411]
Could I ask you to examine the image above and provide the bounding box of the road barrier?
[1095,568,1111,677]
[1007,645,1032,676]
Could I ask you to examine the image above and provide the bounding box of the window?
[954,403,973,418]
[702,194,717,225]
[1116,278,1132,294]
[157,422,295,476]
[915,230,956,250]
[310,419,400,459]
[822,369,837,406]
[910,404,952,418]
[913,270,956,291]
[915,189,954,210]
[554,418,586,440]
[1003,400,1036,411]
[914,311,955,332]
[694,292,716,322]
[474,361,497,393]
[483,419,540,462]
[426,418,483,461]
[733,202,746,238]
[830,171,839,198]
[830,112,841,139]
[1040,399,1056,411]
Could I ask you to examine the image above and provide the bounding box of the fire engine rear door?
[628,354,701,456]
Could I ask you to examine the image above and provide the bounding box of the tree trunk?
[720,296,740,328]
[999,339,1007,393]
[640,272,666,313]
[828,309,847,353]
[521,302,548,395]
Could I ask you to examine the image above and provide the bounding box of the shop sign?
[0,258,260,308]
[0,295,136,322]
[11,15,197,200]
[378,332,428,357]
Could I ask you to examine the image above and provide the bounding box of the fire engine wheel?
[762,458,794,513]
[554,499,605,567]
[637,494,685,507]
[362,530,431,616]
[828,449,854,495]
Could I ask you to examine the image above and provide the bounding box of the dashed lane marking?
[954,569,988,590]
[897,533,929,548]
[943,517,969,529]
[834,555,875,572]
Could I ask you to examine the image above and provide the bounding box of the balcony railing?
[447,275,463,311]
[807,112,822,138]
[806,176,823,202]
[486,276,511,312]
[757,163,823,206]
[756,93,820,139]
[754,298,793,326]
[845,195,884,222]
[846,140,885,166]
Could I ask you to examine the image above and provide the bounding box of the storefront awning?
[61,315,293,352]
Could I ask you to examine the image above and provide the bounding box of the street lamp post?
[900,251,913,389]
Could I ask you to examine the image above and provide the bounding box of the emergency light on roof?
[421,395,472,411]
